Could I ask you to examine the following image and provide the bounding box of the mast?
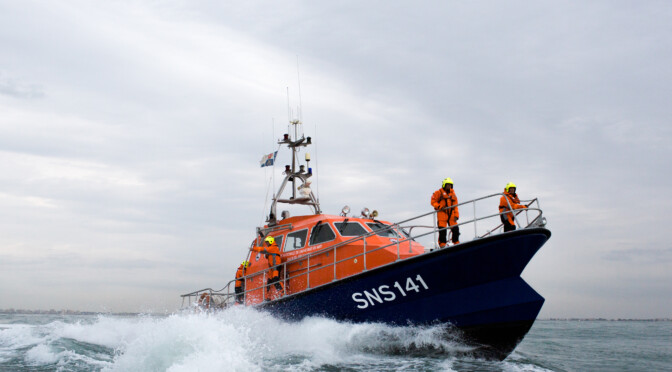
[267,119,320,225]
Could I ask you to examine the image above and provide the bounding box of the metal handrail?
[181,193,546,309]
[479,198,540,238]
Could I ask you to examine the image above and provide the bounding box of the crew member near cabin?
[250,236,284,300]
[234,261,250,304]
[499,182,528,232]
[431,177,460,248]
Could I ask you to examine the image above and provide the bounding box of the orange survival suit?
[251,240,284,300]
[234,263,247,304]
[431,186,460,246]
[499,189,527,232]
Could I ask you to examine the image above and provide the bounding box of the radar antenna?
[267,120,320,225]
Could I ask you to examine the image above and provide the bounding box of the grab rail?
[181,193,546,309]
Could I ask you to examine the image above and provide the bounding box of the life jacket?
[431,187,459,227]
[499,190,526,225]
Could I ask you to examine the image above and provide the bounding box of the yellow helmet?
[442,178,454,188]
[264,236,275,245]
[505,182,517,192]
[242,260,250,268]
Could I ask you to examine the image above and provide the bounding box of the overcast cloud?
[1,0,670,318]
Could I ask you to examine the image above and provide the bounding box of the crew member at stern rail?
[234,261,249,304]
[431,177,460,248]
[499,182,528,232]
[250,236,285,301]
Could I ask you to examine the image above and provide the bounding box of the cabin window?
[309,222,336,245]
[366,222,401,238]
[274,235,284,251]
[334,221,367,237]
[285,229,308,251]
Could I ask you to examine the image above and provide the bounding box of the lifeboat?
[181,118,551,360]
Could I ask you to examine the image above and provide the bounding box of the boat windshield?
[366,222,401,238]
[334,221,367,237]
[309,222,336,245]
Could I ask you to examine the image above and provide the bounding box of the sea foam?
[1,308,474,371]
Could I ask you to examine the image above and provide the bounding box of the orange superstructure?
[239,214,425,305]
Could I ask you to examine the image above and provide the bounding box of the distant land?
[542,318,671,321]
[0,309,669,321]
[0,309,152,316]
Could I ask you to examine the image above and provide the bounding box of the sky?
[1,1,671,318]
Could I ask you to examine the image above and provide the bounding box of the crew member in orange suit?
[499,182,528,232]
[431,177,460,248]
[234,261,249,304]
[251,236,284,300]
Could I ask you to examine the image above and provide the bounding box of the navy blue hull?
[259,228,550,359]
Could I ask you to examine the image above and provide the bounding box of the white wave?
[103,310,260,372]
[0,324,41,349]
[1,309,484,371]
[25,343,59,365]
[502,362,555,372]
[503,350,555,372]
[0,321,112,369]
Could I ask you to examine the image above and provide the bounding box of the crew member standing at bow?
[234,261,249,304]
[499,182,528,232]
[251,236,284,301]
[431,177,460,248]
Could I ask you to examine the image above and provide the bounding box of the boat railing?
[180,285,236,310]
[181,193,546,308]
[280,193,545,288]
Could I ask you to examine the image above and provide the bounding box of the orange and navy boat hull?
[257,227,551,360]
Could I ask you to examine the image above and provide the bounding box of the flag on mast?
[260,151,277,167]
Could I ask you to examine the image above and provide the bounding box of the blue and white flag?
[260,151,277,167]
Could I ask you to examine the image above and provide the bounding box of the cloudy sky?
[1,1,670,318]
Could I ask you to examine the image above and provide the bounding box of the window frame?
[333,221,368,237]
[366,222,402,238]
[285,229,308,252]
[308,222,337,246]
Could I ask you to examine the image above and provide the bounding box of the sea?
[0,309,670,372]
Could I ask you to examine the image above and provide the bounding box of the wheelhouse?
[240,214,425,304]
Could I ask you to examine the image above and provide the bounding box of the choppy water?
[1,309,670,371]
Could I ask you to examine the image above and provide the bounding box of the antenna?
[315,120,319,204]
[262,62,321,227]
[296,57,318,203]
[296,55,303,122]
[272,118,276,194]
[286,87,292,124]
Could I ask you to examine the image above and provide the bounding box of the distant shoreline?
[540,318,672,321]
[0,309,161,316]
[1,309,669,321]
